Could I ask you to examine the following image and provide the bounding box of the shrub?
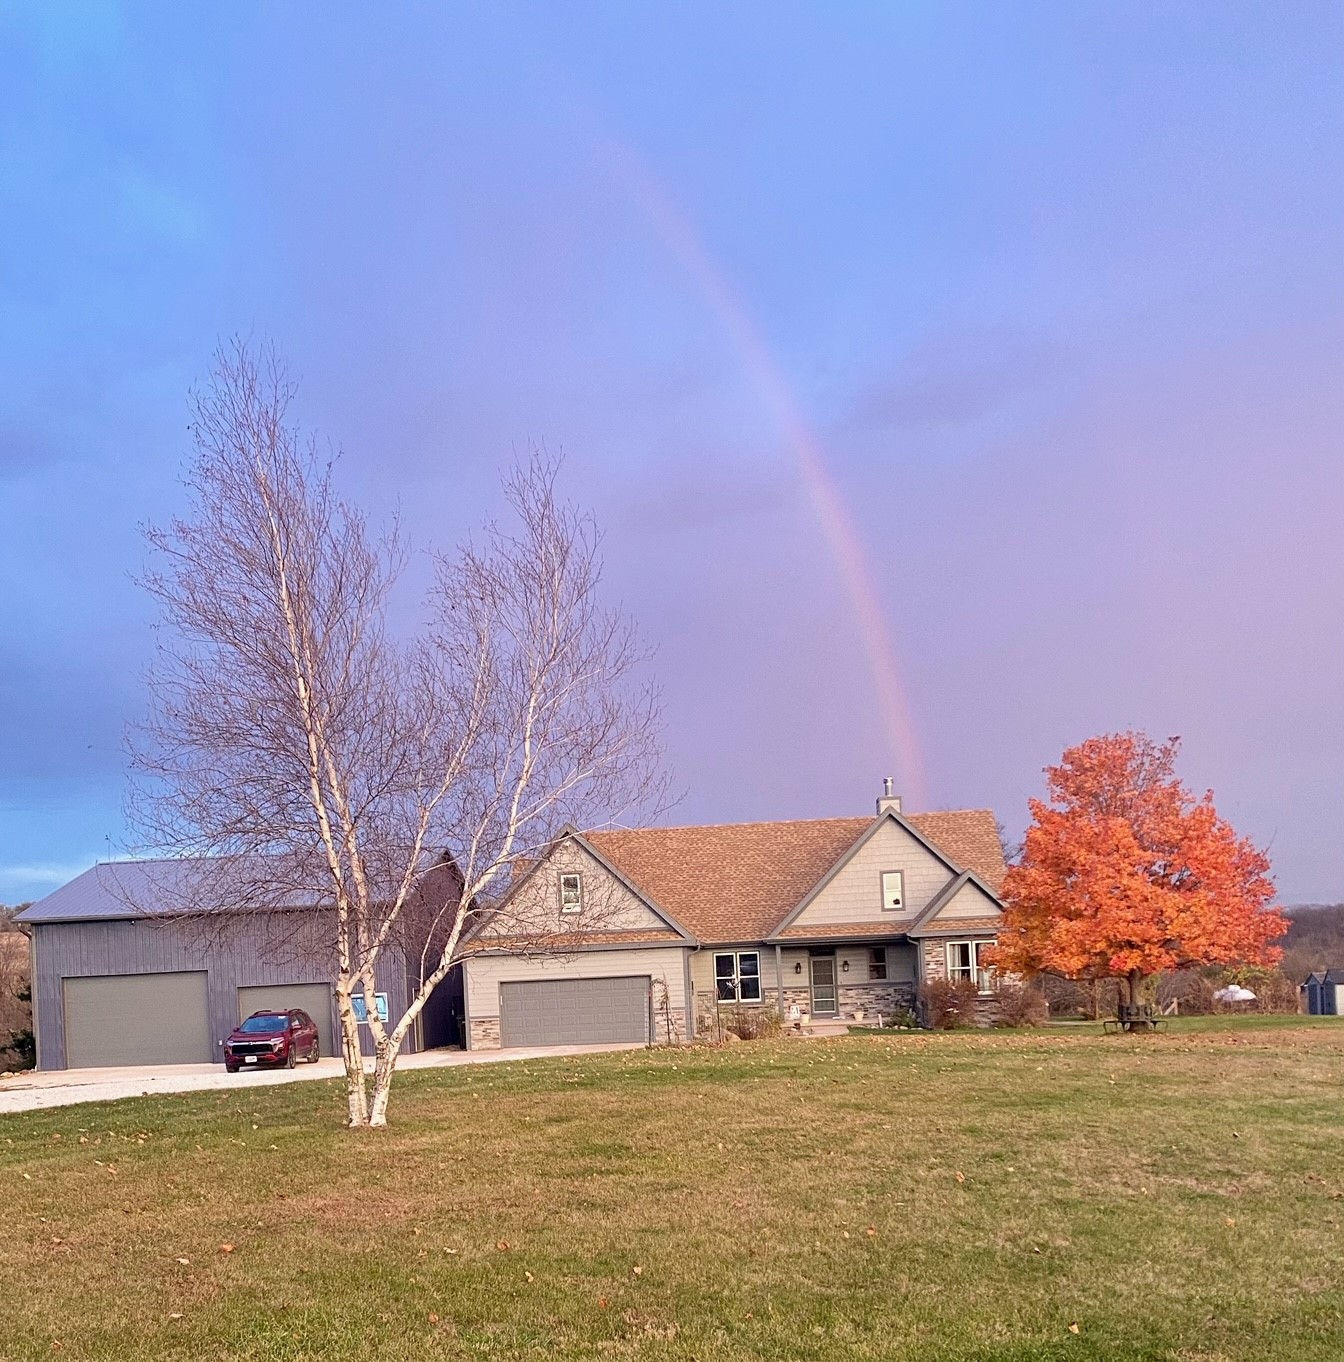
[918,978,980,1030]
[718,1006,783,1042]
[1040,974,1121,1020]
[992,981,1049,1028]
[1158,966,1300,1017]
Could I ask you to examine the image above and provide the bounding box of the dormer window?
[559,873,583,914]
[880,870,905,912]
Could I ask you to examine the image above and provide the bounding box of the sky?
[1,2,1341,905]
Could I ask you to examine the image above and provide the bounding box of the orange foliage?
[990,733,1283,997]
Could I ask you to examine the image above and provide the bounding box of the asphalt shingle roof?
[587,809,1004,945]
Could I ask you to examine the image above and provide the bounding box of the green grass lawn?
[3,1017,1343,1361]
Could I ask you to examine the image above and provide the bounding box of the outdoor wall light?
[841,960,850,972]
[794,962,802,974]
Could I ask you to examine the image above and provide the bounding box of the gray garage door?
[63,971,211,1069]
[237,983,334,1059]
[499,976,650,1047]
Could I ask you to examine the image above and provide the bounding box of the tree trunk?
[335,985,370,1127]
[368,1040,397,1128]
[1122,970,1149,1031]
[1127,970,1144,1009]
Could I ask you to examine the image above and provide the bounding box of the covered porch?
[691,928,919,1034]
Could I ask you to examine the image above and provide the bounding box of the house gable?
[905,872,1003,938]
[472,831,693,948]
[769,811,965,938]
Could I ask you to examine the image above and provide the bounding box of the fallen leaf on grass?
[495,1239,510,1251]
[175,1257,190,1266]
[167,1313,183,1321]
[598,1297,609,1309]
[219,1243,235,1254]
[866,1226,876,1237]
[632,1265,643,1276]
[525,1271,534,1283]
[954,1171,965,1184]
[1068,1323,1080,1334]
[428,1313,440,1325]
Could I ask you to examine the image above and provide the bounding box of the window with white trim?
[880,870,905,912]
[946,940,994,993]
[714,951,762,1003]
[869,947,888,981]
[559,872,583,914]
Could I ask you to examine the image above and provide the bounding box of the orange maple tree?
[991,732,1283,1014]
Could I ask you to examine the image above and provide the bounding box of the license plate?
[245,1056,257,1064]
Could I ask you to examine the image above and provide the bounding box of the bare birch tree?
[130,340,667,1128]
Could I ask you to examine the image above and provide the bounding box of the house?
[460,784,1007,1048]
[18,785,1006,1066]
[1301,970,1344,1016]
[15,855,463,1070]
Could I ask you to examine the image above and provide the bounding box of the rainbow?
[614,149,929,808]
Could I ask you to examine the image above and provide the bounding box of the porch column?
[774,944,784,1017]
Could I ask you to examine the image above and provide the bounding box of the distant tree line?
[0,904,34,1071]
[1280,904,1344,984]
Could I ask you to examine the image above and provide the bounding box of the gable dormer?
[767,806,976,938]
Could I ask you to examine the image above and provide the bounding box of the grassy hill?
[3,1018,1342,1361]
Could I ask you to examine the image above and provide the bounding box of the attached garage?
[499,975,651,1047]
[237,983,335,1058]
[63,971,211,1069]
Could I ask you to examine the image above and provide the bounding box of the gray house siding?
[31,915,416,1070]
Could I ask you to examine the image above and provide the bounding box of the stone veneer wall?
[652,1006,688,1046]
[920,939,948,982]
[836,981,916,1017]
[692,981,916,1032]
[468,1006,687,1051]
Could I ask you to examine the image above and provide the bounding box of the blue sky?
[1,2,1341,903]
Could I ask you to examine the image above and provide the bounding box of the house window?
[946,940,994,993]
[559,873,583,914]
[714,951,762,1003]
[880,870,905,912]
[869,947,887,981]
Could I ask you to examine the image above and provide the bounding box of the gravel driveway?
[0,1042,641,1115]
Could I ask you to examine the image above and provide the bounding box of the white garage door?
[237,983,334,1059]
[499,976,650,1047]
[63,972,211,1068]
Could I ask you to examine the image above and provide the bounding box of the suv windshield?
[239,1014,287,1034]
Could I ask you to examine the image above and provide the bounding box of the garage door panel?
[64,972,211,1068]
[236,983,334,1059]
[499,976,650,1047]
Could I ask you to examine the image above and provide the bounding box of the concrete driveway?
[0,1043,642,1116]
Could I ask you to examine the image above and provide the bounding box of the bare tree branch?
[128,340,668,1127]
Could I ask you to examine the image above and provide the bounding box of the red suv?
[224,1009,321,1073]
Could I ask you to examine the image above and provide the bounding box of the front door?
[810,955,838,1017]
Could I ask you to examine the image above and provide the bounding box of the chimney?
[876,777,902,816]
